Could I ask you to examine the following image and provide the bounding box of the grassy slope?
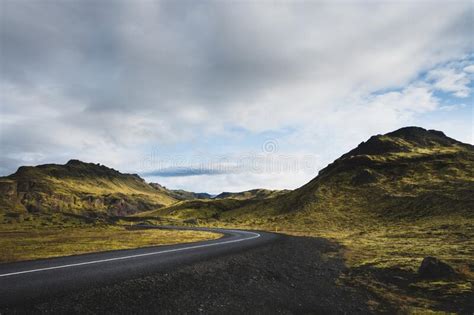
[0,160,177,216]
[140,127,474,312]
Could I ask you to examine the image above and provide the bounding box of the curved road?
[0,226,278,307]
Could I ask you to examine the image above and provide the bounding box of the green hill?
[158,127,474,226]
[0,160,177,216]
[143,127,473,227]
[222,126,473,224]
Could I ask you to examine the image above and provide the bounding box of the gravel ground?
[2,235,389,314]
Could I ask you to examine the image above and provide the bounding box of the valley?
[1,127,473,313]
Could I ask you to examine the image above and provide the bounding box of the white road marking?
[0,230,260,278]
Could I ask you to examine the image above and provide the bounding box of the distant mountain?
[0,160,177,216]
[169,190,213,200]
[149,183,212,200]
[214,189,289,200]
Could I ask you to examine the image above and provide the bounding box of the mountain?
[0,160,177,216]
[141,127,473,227]
[224,126,473,311]
[149,183,212,200]
[214,189,289,200]
[222,127,474,225]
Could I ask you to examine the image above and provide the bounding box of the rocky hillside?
[0,160,177,216]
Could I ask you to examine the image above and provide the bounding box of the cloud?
[142,167,232,177]
[427,67,471,98]
[464,65,474,73]
[1,1,472,191]
[368,84,439,113]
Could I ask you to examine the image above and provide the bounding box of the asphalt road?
[0,226,279,307]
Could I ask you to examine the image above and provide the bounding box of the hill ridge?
[1,160,177,216]
[341,126,471,160]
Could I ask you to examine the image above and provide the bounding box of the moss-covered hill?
[142,127,474,229]
[220,127,473,226]
[0,160,177,216]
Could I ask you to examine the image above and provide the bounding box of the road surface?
[0,226,278,307]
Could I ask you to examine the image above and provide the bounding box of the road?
[0,226,278,307]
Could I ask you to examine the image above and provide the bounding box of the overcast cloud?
[1,1,473,193]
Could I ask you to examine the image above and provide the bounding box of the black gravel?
[1,235,388,314]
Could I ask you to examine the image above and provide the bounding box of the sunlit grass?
[0,216,221,263]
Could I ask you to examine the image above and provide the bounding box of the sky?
[1,0,473,194]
